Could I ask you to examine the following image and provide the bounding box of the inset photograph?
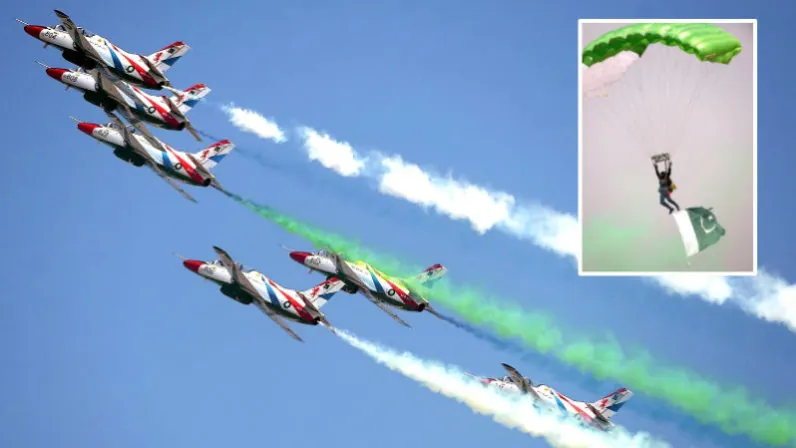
[579,20,756,275]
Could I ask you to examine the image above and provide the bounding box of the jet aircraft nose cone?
[77,122,98,136]
[183,260,204,273]
[24,25,45,38]
[45,67,67,81]
[289,251,311,265]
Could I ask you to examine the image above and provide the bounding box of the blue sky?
[2,1,794,448]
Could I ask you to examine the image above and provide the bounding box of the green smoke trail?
[230,193,796,446]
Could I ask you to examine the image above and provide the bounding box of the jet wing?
[94,67,157,135]
[95,68,131,106]
[252,297,304,342]
[147,162,198,203]
[124,112,166,152]
[213,246,254,294]
[330,253,411,328]
[105,101,168,154]
[501,363,543,400]
[212,246,303,342]
[162,95,202,142]
[363,290,411,328]
[104,110,163,153]
[53,10,103,62]
[421,302,445,320]
[94,68,154,132]
[105,111,196,203]
[585,404,611,425]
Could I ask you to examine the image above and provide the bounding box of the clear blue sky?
[2,1,793,448]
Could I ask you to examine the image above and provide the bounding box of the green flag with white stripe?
[673,206,726,257]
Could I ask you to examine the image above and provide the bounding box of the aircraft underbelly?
[132,108,166,128]
[274,306,305,323]
[166,170,199,186]
[376,293,405,308]
[362,273,406,307]
[252,277,307,323]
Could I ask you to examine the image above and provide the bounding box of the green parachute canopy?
[582,23,742,67]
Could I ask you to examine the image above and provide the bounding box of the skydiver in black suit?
[654,159,680,214]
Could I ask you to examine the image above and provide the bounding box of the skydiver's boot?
[660,194,674,214]
[667,195,681,212]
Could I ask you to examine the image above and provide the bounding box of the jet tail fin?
[192,140,235,170]
[301,277,347,309]
[589,388,633,419]
[168,83,211,114]
[146,41,190,73]
[410,263,447,287]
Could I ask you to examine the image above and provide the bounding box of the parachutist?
[653,157,680,214]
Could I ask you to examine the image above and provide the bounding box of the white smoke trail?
[335,329,671,448]
[221,103,287,143]
[222,106,796,333]
[297,127,367,177]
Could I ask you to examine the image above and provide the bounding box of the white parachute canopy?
[582,51,641,98]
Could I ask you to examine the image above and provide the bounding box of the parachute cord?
[669,61,716,157]
[637,50,662,156]
[628,67,655,153]
[663,50,690,156]
[659,47,692,157]
[664,46,691,156]
[584,44,730,183]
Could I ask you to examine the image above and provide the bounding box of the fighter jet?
[470,363,634,432]
[288,249,447,327]
[73,111,233,203]
[18,10,189,90]
[181,246,347,342]
[39,61,210,140]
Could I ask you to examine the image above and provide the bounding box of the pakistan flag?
[673,206,727,257]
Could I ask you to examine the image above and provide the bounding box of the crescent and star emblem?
[699,215,717,234]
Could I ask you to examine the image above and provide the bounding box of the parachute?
[582,23,743,69]
[581,23,744,159]
[580,22,751,268]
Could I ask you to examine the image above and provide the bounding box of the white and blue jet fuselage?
[288,250,448,327]
[20,10,190,90]
[182,246,348,342]
[474,363,634,432]
[77,119,231,188]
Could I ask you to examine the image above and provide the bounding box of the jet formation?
[18,9,233,203]
[18,9,634,433]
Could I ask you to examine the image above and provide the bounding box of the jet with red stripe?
[37,61,209,142]
[288,249,447,327]
[73,111,234,203]
[17,10,189,91]
[469,363,634,432]
[180,246,348,342]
